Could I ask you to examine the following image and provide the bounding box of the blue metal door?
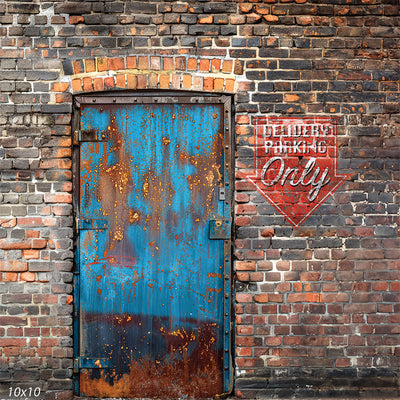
[74,95,232,398]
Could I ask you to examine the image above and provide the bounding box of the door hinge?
[73,129,108,145]
[76,218,108,231]
[74,357,112,372]
[218,187,226,201]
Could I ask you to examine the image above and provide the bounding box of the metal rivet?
[225,330,229,334]
[113,98,116,103]
[92,99,96,103]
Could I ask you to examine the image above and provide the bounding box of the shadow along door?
[74,95,232,398]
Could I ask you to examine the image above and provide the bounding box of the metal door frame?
[72,92,234,396]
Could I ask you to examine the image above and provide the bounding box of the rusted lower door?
[74,95,232,398]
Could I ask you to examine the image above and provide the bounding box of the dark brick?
[204,3,236,13]
[2,294,32,304]
[7,3,40,14]
[267,71,301,80]
[252,93,283,102]
[258,82,274,92]
[83,14,101,25]
[272,239,307,249]
[126,3,157,14]
[189,25,219,36]
[229,49,256,58]
[75,25,110,36]
[279,60,312,70]
[348,126,381,136]
[105,2,124,13]
[54,2,91,14]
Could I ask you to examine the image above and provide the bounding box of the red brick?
[159,75,170,89]
[163,57,174,71]
[20,272,35,282]
[199,59,210,72]
[108,57,124,71]
[236,347,252,357]
[389,282,400,291]
[44,193,72,204]
[115,74,126,88]
[266,337,282,346]
[126,56,137,69]
[203,77,213,92]
[236,272,249,282]
[181,74,191,89]
[237,325,254,335]
[236,216,251,226]
[51,82,69,92]
[254,294,269,303]
[355,227,375,236]
[104,76,115,89]
[0,338,26,347]
[69,15,84,24]
[236,293,252,303]
[97,58,108,72]
[126,75,137,90]
[214,78,224,91]
[71,79,82,92]
[84,59,96,73]
[235,261,256,271]
[138,56,148,70]
[199,15,212,24]
[182,58,195,72]
[92,77,103,92]
[236,205,257,214]
[222,60,233,73]
[287,293,321,303]
[250,272,263,282]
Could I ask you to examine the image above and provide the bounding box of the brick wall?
[0,0,399,398]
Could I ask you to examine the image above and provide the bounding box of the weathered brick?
[54,2,91,15]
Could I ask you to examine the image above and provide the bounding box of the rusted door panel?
[76,99,231,398]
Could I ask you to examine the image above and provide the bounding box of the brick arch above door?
[59,54,246,95]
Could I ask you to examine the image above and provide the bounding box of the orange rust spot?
[207,288,221,293]
[96,275,102,282]
[162,136,171,146]
[94,359,102,368]
[207,272,222,279]
[129,210,141,224]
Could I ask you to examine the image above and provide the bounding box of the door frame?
[72,92,234,397]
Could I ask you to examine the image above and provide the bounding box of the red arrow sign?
[245,116,350,228]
